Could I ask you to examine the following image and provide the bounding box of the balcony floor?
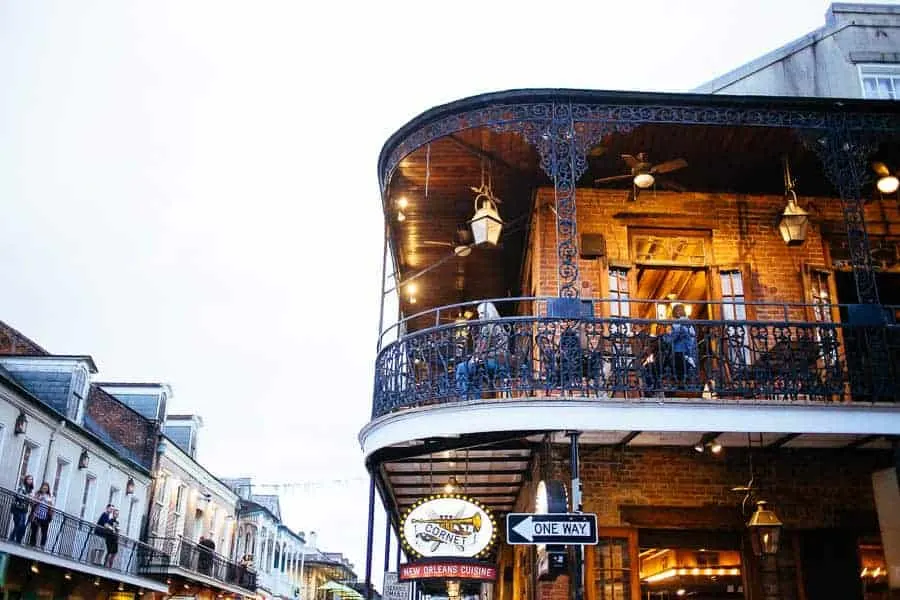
[361,396,900,458]
[0,538,169,593]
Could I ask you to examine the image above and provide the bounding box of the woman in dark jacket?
[10,474,34,543]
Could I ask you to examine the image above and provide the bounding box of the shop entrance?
[417,579,484,600]
[638,530,746,600]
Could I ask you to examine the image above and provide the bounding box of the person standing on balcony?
[455,302,508,397]
[96,504,119,567]
[198,531,216,575]
[27,481,53,548]
[665,304,698,384]
[9,474,34,543]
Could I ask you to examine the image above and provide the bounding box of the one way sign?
[506,513,598,545]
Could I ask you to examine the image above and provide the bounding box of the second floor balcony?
[142,535,257,594]
[373,298,900,418]
[0,485,168,592]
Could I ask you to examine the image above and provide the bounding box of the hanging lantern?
[748,500,783,556]
[469,193,503,246]
[14,411,27,435]
[126,477,136,495]
[78,449,90,470]
[778,192,809,246]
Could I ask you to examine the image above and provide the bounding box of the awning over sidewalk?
[319,580,365,600]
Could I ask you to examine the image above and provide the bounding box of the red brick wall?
[85,385,157,469]
[530,188,899,316]
[0,320,49,355]
[538,445,888,531]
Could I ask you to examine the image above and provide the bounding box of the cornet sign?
[400,494,497,559]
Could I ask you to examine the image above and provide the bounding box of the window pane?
[720,273,732,296]
[863,77,879,98]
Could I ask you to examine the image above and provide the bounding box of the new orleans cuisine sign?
[400,495,497,559]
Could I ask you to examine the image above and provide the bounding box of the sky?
[0,0,890,589]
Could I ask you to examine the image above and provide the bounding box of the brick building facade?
[361,87,900,600]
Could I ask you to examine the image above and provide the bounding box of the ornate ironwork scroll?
[486,107,620,297]
[801,122,880,304]
[378,93,900,301]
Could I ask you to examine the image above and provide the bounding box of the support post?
[384,512,392,574]
[365,477,376,600]
[396,535,402,571]
[569,432,583,600]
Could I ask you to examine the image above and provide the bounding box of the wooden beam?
[367,430,544,467]
[394,491,518,499]
[446,134,531,178]
[844,434,882,449]
[390,481,521,490]
[618,431,642,447]
[393,456,530,465]
[387,469,527,477]
[767,433,801,448]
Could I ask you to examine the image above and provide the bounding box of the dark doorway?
[799,530,864,600]
[835,272,900,312]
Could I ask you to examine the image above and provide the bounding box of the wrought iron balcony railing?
[0,484,167,576]
[373,298,900,418]
[143,535,257,592]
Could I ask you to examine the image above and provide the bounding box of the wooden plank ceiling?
[380,433,889,521]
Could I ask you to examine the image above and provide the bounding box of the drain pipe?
[41,420,67,484]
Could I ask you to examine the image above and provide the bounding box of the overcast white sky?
[0,0,889,588]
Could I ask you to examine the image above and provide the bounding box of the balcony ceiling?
[385,122,900,330]
[378,431,892,521]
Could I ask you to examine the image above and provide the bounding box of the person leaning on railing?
[28,481,54,548]
[9,474,34,544]
[455,302,508,397]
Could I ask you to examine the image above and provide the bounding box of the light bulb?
[877,175,899,194]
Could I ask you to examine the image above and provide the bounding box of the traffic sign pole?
[569,432,583,600]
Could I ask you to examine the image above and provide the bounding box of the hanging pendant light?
[778,156,809,246]
[470,194,503,246]
[748,500,783,556]
[469,158,503,246]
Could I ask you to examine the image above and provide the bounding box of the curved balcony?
[372,297,900,419]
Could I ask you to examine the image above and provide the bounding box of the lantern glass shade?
[748,501,783,556]
[778,198,810,246]
[14,412,27,435]
[78,450,90,470]
[126,478,135,495]
[470,196,503,246]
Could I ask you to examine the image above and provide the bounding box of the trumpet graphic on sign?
[413,514,482,552]
[401,495,496,559]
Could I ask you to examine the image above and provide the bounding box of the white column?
[873,468,900,590]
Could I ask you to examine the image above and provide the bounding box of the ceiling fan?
[422,224,475,256]
[872,161,900,194]
[594,152,689,201]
